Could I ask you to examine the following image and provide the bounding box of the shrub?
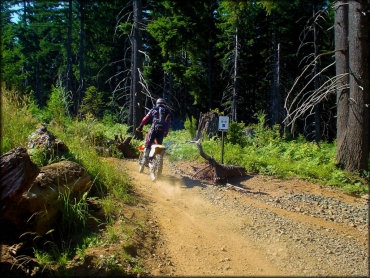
[79,86,104,119]
[227,121,246,146]
[184,116,197,139]
[46,84,71,125]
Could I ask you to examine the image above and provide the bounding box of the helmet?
[156,98,166,106]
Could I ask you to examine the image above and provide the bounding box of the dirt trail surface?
[113,157,368,277]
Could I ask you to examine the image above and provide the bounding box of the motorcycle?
[137,131,166,181]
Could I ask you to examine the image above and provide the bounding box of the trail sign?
[218,116,229,164]
[218,116,229,131]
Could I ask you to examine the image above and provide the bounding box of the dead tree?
[284,6,338,137]
[196,142,247,184]
[195,111,219,141]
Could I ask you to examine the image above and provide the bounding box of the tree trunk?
[270,11,281,127]
[163,53,169,100]
[313,4,321,143]
[232,26,238,122]
[334,0,349,160]
[131,0,142,138]
[337,0,369,171]
[77,0,85,114]
[207,41,213,103]
[66,0,73,100]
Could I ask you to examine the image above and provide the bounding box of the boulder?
[1,161,92,235]
[27,125,69,156]
[0,147,40,220]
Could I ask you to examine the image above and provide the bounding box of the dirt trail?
[115,157,368,276]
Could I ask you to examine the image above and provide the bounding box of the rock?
[27,125,69,156]
[0,148,40,224]
[3,161,92,235]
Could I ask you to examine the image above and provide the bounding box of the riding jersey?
[139,105,171,136]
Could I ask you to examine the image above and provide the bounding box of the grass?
[1,89,38,154]
[1,88,143,275]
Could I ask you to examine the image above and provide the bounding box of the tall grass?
[1,89,38,154]
[2,88,136,274]
[51,119,134,201]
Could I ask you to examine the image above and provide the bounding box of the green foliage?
[118,22,133,35]
[1,89,38,154]
[76,233,103,262]
[227,121,246,146]
[59,189,90,236]
[46,84,71,125]
[184,116,197,139]
[79,86,105,119]
[52,120,133,199]
[249,111,281,146]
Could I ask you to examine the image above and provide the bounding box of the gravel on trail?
[170,161,369,276]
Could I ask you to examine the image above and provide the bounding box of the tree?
[76,0,85,113]
[129,0,143,137]
[270,9,281,127]
[66,0,73,101]
[334,0,349,158]
[336,0,369,171]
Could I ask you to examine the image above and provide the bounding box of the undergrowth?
[1,88,140,275]
[168,113,369,195]
[1,89,38,154]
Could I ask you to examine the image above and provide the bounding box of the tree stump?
[196,142,247,184]
[113,135,138,158]
[195,111,219,141]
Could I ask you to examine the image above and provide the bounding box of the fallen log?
[196,142,247,183]
[0,148,40,218]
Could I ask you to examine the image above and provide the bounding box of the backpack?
[153,106,167,131]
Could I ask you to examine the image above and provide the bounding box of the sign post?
[218,116,229,164]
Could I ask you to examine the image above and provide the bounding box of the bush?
[79,86,104,119]
[46,84,71,125]
[184,116,197,139]
[227,121,246,146]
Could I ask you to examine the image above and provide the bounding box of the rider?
[136,98,171,165]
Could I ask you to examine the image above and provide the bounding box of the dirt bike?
[137,130,166,181]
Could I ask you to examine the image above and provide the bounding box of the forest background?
[1,0,369,189]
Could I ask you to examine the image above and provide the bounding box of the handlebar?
[136,128,147,133]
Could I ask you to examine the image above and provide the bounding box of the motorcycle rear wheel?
[138,152,144,173]
[150,153,164,181]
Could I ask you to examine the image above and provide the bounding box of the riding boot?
[143,147,150,166]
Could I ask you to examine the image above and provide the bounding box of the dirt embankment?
[115,157,368,277]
